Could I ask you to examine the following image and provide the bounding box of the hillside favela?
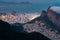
[0,0,60,40]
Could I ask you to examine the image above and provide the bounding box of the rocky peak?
[47,6,60,31]
[40,10,47,17]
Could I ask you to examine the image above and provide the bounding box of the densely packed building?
[0,13,40,23]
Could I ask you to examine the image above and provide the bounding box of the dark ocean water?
[0,4,39,13]
[0,3,60,13]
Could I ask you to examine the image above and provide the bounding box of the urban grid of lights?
[0,13,40,23]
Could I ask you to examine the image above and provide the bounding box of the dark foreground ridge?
[0,20,50,40]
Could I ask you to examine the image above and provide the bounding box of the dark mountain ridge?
[0,20,50,40]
